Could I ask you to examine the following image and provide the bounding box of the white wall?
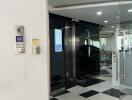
[0,0,49,100]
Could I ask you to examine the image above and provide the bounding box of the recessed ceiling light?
[116,16,120,19]
[104,20,108,23]
[97,11,102,15]
[128,9,132,13]
[112,26,114,28]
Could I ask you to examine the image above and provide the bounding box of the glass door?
[118,26,132,99]
[118,0,132,99]
[118,29,132,91]
[119,0,132,99]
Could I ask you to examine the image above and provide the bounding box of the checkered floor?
[51,76,132,100]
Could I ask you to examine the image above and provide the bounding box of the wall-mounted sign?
[32,38,40,55]
[54,29,63,52]
[15,26,25,54]
[32,39,40,46]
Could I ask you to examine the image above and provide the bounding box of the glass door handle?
[120,75,125,81]
[88,45,91,57]
[120,75,125,77]
[120,75,128,77]
[116,56,118,81]
[123,56,126,81]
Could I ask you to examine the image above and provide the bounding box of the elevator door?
[50,28,66,94]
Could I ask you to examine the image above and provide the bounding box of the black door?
[49,14,67,94]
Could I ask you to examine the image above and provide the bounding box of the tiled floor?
[51,76,132,100]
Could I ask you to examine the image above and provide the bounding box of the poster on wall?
[54,29,63,52]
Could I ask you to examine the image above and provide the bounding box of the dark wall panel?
[49,13,72,92]
[49,13,100,92]
[75,21,100,79]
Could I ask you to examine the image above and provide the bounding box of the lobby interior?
[48,0,132,100]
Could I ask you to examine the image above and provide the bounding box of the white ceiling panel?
[50,0,132,25]
[49,1,132,25]
[50,4,120,25]
[48,0,119,7]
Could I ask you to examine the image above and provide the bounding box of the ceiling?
[48,0,118,7]
[49,1,132,25]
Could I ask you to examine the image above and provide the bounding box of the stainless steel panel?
[72,22,76,79]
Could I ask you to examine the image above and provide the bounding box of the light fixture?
[97,11,102,15]
[116,16,120,19]
[104,20,108,23]
[128,9,132,13]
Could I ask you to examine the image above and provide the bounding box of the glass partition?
[119,0,132,99]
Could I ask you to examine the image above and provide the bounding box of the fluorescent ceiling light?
[128,9,132,13]
[97,11,102,15]
[104,20,108,23]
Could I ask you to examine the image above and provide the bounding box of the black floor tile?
[80,90,99,98]
[52,90,69,97]
[50,98,58,100]
[102,88,126,98]
[66,79,77,89]
[78,78,105,87]
[100,69,110,74]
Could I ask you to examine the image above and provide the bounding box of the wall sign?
[32,39,40,45]
[32,38,40,55]
[54,29,63,52]
[15,26,25,54]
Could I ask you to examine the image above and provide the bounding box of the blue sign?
[16,36,23,42]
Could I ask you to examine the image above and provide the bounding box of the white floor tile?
[95,76,112,82]
[68,85,91,95]
[86,93,119,100]
[86,81,113,92]
[120,95,132,100]
[56,92,85,100]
